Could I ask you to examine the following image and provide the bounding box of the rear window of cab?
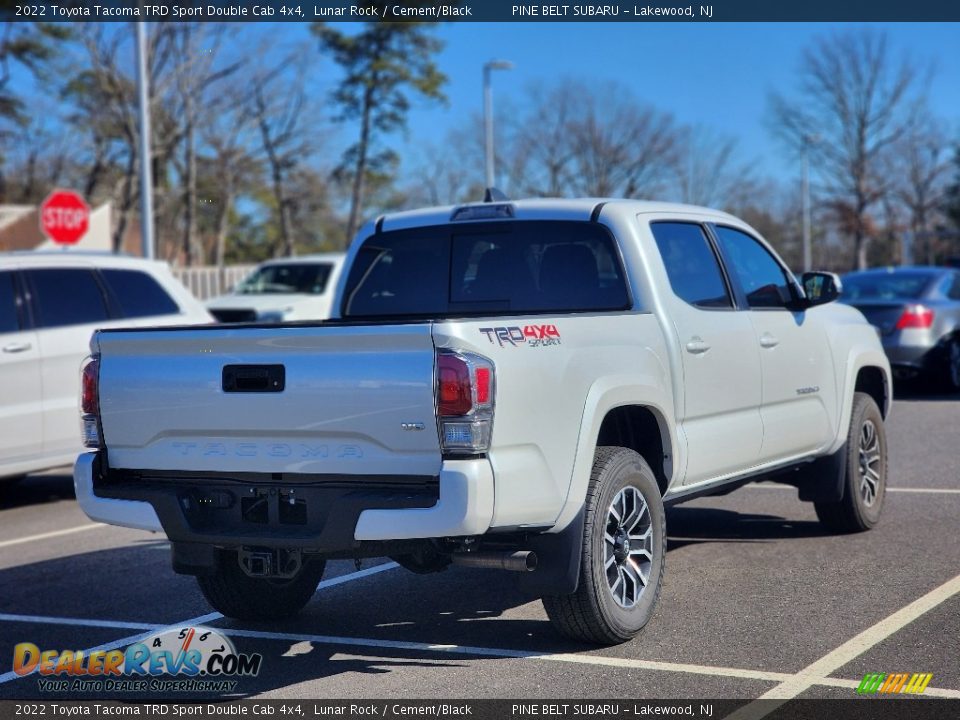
[342,221,631,318]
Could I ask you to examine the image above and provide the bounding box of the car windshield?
[841,272,937,301]
[235,263,333,295]
[342,221,630,318]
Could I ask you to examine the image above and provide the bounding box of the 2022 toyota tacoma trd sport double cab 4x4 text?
[75,197,891,645]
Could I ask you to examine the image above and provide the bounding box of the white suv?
[206,253,345,323]
[0,252,211,482]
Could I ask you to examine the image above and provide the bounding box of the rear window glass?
[342,221,630,318]
[236,263,333,295]
[841,272,936,301]
[100,269,180,318]
[25,269,110,329]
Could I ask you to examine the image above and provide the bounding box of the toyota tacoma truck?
[75,197,891,645]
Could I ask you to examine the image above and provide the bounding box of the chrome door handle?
[759,334,780,349]
[685,338,711,354]
[2,342,31,354]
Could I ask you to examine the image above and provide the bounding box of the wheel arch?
[551,377,677,534]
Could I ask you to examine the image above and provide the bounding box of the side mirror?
[800,271,842,307]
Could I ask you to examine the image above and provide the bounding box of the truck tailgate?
[95,324,441,476]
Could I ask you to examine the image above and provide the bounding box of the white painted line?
[2,604,959,698]
[0,523,103,549]
[722,572,960,719]
[748,483,960,495]
[0,561,400,686]
[220,625,797,682]
[317,561,399,589]
[0,613,157,631]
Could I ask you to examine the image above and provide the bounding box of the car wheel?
[197,550,326,620]
[940,336,960,393]
[542,446,665,645]
[814,392,886,533]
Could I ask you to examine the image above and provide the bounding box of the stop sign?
[40,189,90,245]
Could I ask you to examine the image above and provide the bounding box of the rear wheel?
[197,550,326,620]
[542,447,665,645]
[814,392,886,533]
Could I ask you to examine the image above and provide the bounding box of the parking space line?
[747,483,960,495]
[0,524,103,549]
[0,561,400,686]
[722,571,960,719]
[0,613,157,631]
[2,605,959,697]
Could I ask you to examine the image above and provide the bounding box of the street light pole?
[801,133,817,273]
[135,22,155,260]
[483,60,513,189]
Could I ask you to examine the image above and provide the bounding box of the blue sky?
[11,21,960,193]
[396,22,960,182]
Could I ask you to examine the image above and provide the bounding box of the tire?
[197,550,326,621]
[814,392,887,533]
[542,447,666,645]
[939,336,960,393]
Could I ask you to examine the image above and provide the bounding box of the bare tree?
[890,115,951,264]
[672,125,758,210]
[770,28,928,270]
[248,52,315,257]
[508,80,678,199]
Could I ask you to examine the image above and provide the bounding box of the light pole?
[483,60,514,189]
[801,133,819,273]
[135,22,155,260]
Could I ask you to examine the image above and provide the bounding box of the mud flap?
[172,542,217,576]
[786,443,847,503]
[516,508,585,596]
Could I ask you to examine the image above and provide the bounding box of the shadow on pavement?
[665,505,828,551]
[0,471,75,511]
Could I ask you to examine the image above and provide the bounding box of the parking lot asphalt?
[0,388,957,711]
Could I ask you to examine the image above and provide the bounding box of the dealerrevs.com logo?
[13,627,262,693]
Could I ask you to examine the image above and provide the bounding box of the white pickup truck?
[75,197,891,645]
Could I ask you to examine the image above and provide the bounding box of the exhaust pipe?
[450,550,537,572]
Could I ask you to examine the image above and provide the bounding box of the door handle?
[685,338,711,354]
[759,333,780,349]
[2,342,31,354]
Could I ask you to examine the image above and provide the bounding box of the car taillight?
[435,350,495,454]
[80,355,101,449]
[895,305,934,330]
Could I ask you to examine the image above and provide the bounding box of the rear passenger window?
[25,269,110,328]
[100,269,180,318]
[650,222,732,309]
[0,272,20,333]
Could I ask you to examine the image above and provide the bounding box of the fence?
[172,265,256,301]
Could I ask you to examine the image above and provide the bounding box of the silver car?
[840,266,960,390]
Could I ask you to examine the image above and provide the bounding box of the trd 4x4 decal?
[479,325,561,348]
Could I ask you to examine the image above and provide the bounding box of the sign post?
[39,190,90,246]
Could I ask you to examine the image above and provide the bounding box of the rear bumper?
[74,453,494,550]
[74,453,163,532]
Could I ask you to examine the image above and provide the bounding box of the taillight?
[895,305,934,330]
[80,355,101,449]
[435,350,495,454]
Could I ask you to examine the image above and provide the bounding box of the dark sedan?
[840,266,960,390]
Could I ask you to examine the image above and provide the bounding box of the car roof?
[377,197,743,233]
[843,265,952,277]
[0,250,174,271]
[258,252,345,267]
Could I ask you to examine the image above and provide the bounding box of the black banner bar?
[0,700,959,720]
[2,0,960,22]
